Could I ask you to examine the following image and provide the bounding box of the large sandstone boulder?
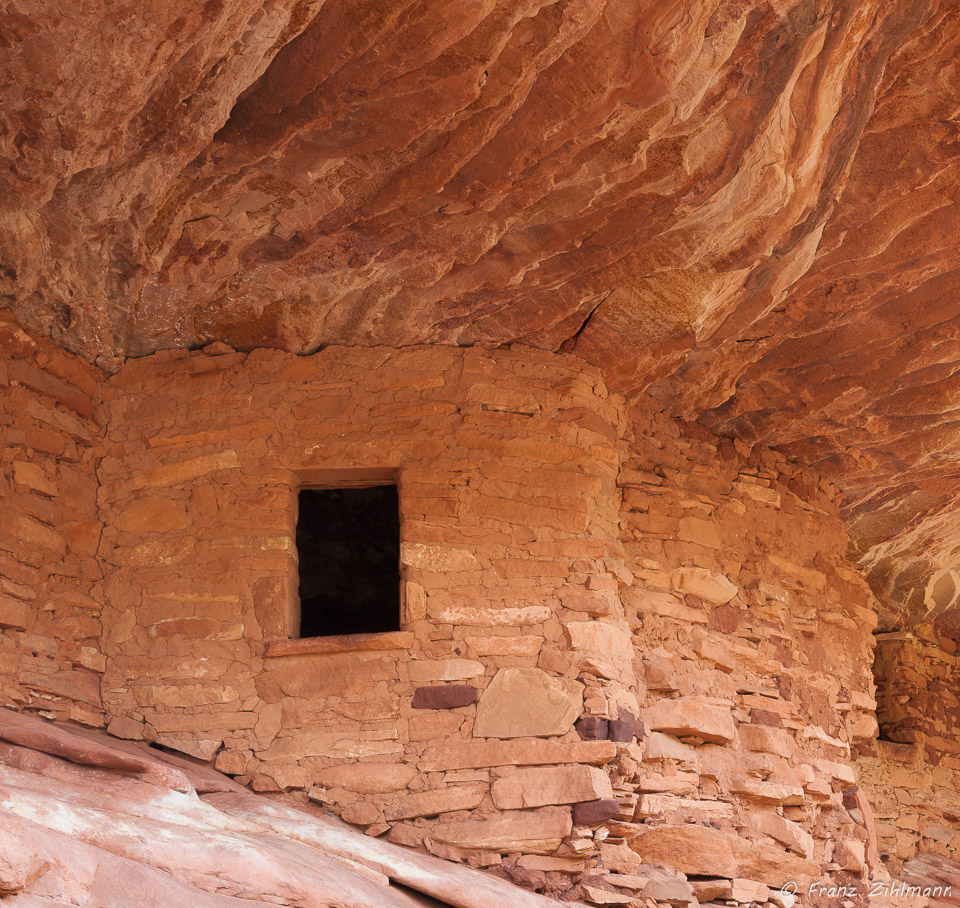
[629,825,819,888]
[473,668,583,739]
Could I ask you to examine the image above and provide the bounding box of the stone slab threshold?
[264,630,416,657]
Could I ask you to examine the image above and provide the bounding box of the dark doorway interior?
[296,485,400,638]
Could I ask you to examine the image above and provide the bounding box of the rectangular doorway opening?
[296,484,400,638]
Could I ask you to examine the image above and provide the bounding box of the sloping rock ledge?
[0,708,583,908]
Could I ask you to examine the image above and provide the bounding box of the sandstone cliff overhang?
[2,1,959,628]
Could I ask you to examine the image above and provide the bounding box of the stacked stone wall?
[615,402,883,904]
[91,343,891,905]
[6,321,960,904]
[96,344,641,892]
[857,626,960,878]
[857,740,960,879]
[873,627,960,759]
[0,315,105,723]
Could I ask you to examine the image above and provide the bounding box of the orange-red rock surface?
[0,707,584,908]
[1,1,958,623]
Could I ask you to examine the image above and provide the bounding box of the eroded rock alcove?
[2,2,960,907]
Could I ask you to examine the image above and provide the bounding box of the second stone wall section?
[618,401,883,903]
[857,625,960,875]
[0,315,105,724]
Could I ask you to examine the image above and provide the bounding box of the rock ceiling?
[2,0,959,629]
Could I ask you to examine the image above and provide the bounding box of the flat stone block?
[411,685,478,709]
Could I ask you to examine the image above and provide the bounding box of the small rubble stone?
[576,717,610,740]
[608,711,641,743]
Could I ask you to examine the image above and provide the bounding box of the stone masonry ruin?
[3,2,960,907]
[4,317,960,906]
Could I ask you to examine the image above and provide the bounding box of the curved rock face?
[685,3,960,630]
[1,0,958,627]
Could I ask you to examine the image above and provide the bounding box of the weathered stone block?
[573,798,621,826]
[678,515,721,549]
[214,750,250,775]
[256,654,399,701]
[739,724,797,754]
[629,825,818,888]
[407,659,484,682]
[465,635,543,657]
[131,451,241,489]
[106,715,145,740]
[608,710,641,743]
[434,605,551,626]
[564,621,634,665]
[400,543,478,572]
[384,783,486,820]
[669,568,738,604]
[340,800,381,825]
[640,697,736,744]
[252,576,297,639]
[146,616,243,640]
[420,739,617,771]
[473,667,583,739]
[12,461,57,497]
[492,765,613,809]
[408,712,463,742]
[313,762,417,794]
[116,497,191,534]
[153,732,221,761]
[581,884,634,904]
[730,775,805,804]
[748,811,815,860]
[575,716,609,741]
[599,842,642,874]
[431,807,572,854]
[0,597,30,630]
